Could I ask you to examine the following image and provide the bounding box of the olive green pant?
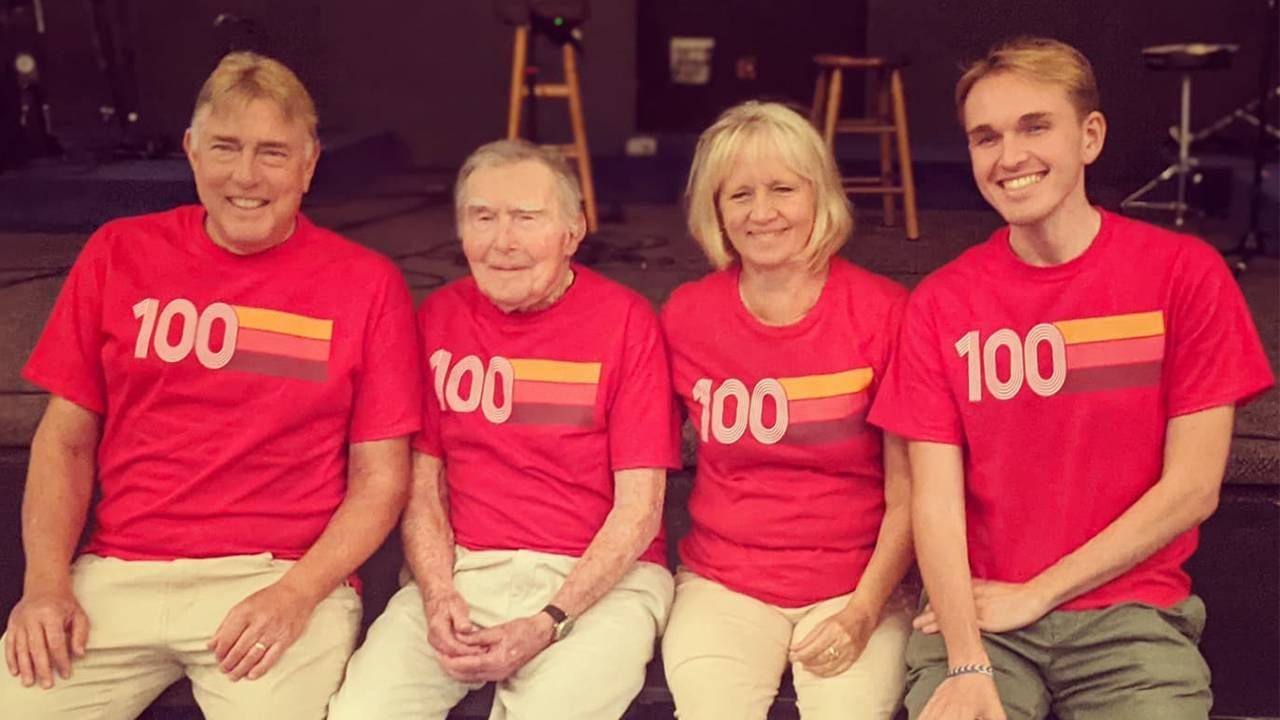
[904,594,1212,720]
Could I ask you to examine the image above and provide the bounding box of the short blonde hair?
[190,52,318,153]
[685,101,852,271]
[955,36,1100,125]
[454,139,585,236]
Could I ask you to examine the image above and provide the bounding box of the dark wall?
[39,0,637,167]
[35,1,1266,184]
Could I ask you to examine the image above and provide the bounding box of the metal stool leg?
[1122,70,1203,223]
[1174,71,1192,226]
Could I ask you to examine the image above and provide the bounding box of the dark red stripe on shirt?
[224,351,329,383]
[1061,360,1162,394]
[508,402,594,428]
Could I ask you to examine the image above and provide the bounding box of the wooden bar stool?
[506,25,599,233]
[810,55,919,240]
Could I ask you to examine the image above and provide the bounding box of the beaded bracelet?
[946,663,995,678]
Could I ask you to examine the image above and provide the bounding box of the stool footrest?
[526,85,572,98]
[544,143,580,158]
[835,120,898,134]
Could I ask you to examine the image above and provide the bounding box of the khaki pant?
[904,594,1212,720]
[661,568,913,720]
[328,546,674,720]
[0,553,361,720]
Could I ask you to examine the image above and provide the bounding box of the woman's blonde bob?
[685,101,852,271]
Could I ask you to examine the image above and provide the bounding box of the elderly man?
[328,139,678,720]
[0,52,420,719]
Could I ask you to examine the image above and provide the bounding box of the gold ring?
[252,641,269,653]
[825,645,840,660]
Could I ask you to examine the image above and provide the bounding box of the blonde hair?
[955,36,1100,125]
[454,139,585,236]
[190,52,318,154]
[685,101,852,271]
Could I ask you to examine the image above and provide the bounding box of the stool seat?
[813,55,886,70]
[813,54,910,71]
[1142,43,1237,71]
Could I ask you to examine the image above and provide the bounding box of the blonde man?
[1,52,420,719]
[660,101,915,719]
[328,140,678,720]
[869,37,1273,720]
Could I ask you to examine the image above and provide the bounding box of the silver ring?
[252,641,269,653]
[825,645,840,660]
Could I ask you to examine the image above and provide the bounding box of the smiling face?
[459,159,584,313]
[962,71,1105,231]
[716,148,817,272]
[184,97,318,255]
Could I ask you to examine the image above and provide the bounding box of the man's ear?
[182,127,197,165]
[1081,110,1107,166]
[564,210,587,256]
[301,139,321,194]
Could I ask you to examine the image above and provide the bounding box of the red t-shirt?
[22,206,422,561]
[413,264,680,566]
[868,210,1274,610]
[662,258,908,607]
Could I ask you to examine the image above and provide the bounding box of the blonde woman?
[659,101,914,719]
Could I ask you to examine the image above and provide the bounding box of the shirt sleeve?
[866,287,965,445]
[21,229,111,414]
[1164,241,1275,417]
[872,283,909,398]
[607,299,682,471]
[348,263,423,443]
[411,298,445,458]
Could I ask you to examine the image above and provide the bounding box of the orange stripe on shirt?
[231,305,333,341]
[778,368,873,400]
[236,328,331,362]
[1054,310,1164,345]
[509,358,602,384]
[787,392,870,423]
[514,379,598,406]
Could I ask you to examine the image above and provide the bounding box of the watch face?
[554,616,575,642]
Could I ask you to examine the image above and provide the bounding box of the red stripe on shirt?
[513,379,598,406]
[1065,334,1164,370]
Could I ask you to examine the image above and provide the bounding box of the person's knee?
[0,665,164,720]
[663,645,784,720]
[0,674,74,719]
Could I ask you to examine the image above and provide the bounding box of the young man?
[869,36,1274,720]
[1,52,420,719]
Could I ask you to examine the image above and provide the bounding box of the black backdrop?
[637,0,869,133]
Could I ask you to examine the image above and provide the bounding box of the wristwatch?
[540,604,574,643]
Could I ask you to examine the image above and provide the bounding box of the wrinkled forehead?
[195,96,309,139]
[462,161,560,212]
